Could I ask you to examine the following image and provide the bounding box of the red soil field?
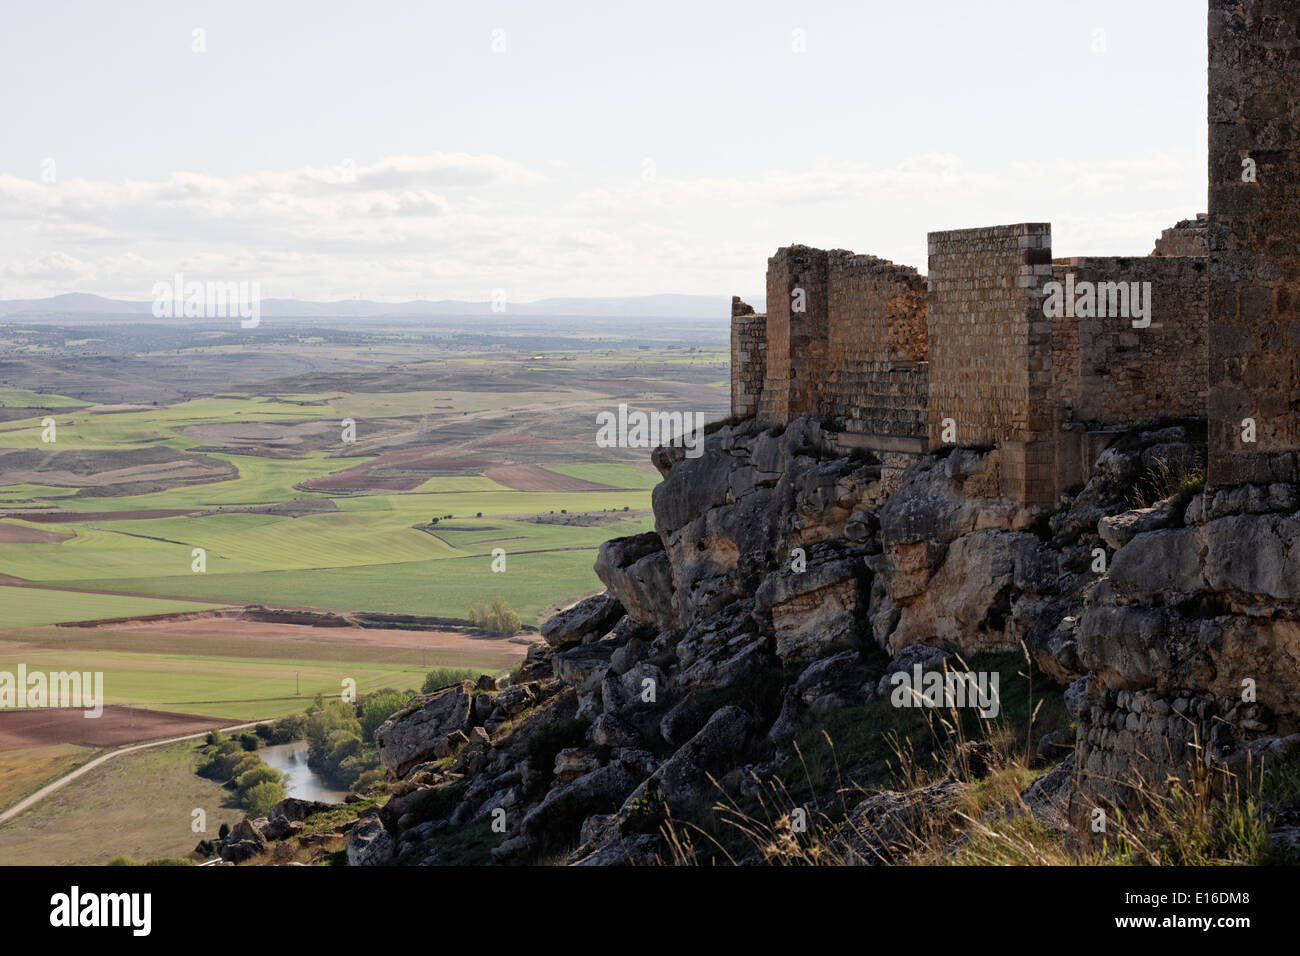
[0,706,224,751]
[300,446,496,491]
[0,522,71,544]
[97,615,532,654]
[484,465,618,492]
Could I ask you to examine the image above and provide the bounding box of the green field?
[0,646,441,720]
[547,462,662,489]
[0,586,229,628]
[0,340,716,832]
[59,547,621,622]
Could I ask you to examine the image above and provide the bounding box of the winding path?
[0,718,269,827]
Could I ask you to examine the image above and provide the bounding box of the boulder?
[346,818,394,867]
[540,593,625,649]
[263,798,336,840]
[219,818,266,864]
[1098,500,1178,550]
[374,681,474,777]
[595,534,679,631]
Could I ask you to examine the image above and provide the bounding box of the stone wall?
[729,297,767,418]
[757,245,931,454]
[927,223,1056,505]
[759,246,829,423]
[825,251,927,364]
[1209,0,1300,486]
[1151,214,1208,257]
[821,251,929,448]
[1051,256,1209,426]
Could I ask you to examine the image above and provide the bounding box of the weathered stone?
[540,592,625,649]
[375,681,474,777]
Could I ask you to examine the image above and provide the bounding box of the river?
[258,740,349,803]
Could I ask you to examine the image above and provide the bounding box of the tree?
[360,690,412,742]
[472,596,521,636]
[243,780,286,818]
[235,764,281,797]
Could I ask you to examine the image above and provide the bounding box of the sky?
[0,0,1209,304]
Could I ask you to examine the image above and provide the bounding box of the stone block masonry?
[730,218,1210,505]
[729,297,766,419]
[927,223,1056,505]
[1052,256,1208,427]
[1208,0,1300,486]
[822,252,929,448]
[759,246,829,423]
[1151,214,1208,257]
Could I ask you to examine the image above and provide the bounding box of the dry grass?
[657,646,1281,867]
[0,743,93,812]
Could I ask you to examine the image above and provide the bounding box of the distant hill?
[0,292,767,321]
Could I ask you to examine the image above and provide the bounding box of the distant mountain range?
[0,292,766,320]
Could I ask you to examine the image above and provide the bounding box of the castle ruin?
[726,6,1300,507]
[732,221,1212,506]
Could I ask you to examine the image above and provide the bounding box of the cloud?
[0,150,1203,301]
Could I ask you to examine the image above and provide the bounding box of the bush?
[235,764,282,797]
[353,768,386,792]
[205,729,226,746]
[468,596,521,636]
[326,732,363,767]
[238,732,260,751]
[268,712,306,743]
[144,857,195,866]
[242,780,286,817]
[420,667,480,695]
[106,855,137,866]
[231,754,262,780]
[360,690,414,742]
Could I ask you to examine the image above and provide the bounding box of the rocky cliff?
[270,416,1300,866]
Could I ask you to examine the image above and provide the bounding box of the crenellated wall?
[731,225,1210,507]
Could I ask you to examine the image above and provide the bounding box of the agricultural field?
[0,316,729,851]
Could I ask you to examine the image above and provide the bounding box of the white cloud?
[0,150,1203,301]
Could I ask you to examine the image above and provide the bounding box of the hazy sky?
[0,0,1208,303]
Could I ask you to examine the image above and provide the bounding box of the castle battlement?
[732,220,1209,504]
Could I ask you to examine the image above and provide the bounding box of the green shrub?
[327,732,363,767]
[420,667,480,694]
[238,732,260,751]
[353,768,386,792]
[468,596,522,636]
[106,855,137,866]
[235,764,282,796]
[242,780,286,818]
[230,754,262,779]
[144,857,195,866]
[360,690,414,742]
